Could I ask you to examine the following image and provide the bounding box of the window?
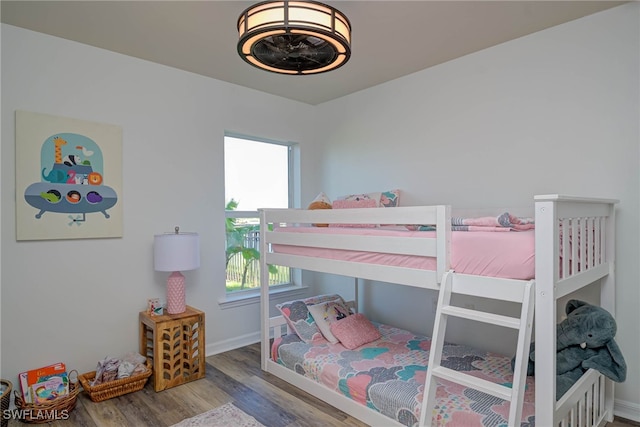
[224,134,293,294]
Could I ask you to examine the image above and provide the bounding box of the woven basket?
[1,379,12,427]
[78,360,152,402]
[13,374,80,424]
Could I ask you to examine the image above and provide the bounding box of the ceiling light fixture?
[237,0,351,75]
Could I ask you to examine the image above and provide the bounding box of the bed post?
[259,209,270,371]
[436,205,452,284]
[602,202,617,422]
[534,196,559,427]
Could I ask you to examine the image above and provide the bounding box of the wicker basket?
[13,374,80,424]
[78,360,152,402]
[1,379,12,427]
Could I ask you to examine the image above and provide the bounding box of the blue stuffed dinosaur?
[519,299,626,400]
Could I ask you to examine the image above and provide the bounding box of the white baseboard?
[615,398,640,423]
[206,331,260,356]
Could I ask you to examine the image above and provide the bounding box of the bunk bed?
[258,195,617,427]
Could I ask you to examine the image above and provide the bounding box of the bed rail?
[556,369,609,427]
[534,195,617,299]
[259,205,451,288]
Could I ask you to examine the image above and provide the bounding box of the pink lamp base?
[166,271,186,314]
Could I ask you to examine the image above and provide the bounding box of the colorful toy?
[308,192,332,227]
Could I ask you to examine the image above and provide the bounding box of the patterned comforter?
[272,323,535,426]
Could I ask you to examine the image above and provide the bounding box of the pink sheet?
[272,227,535,280]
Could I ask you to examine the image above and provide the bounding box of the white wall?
[0,24,320,386]
[313,3,640,418]
[1,1,638,420]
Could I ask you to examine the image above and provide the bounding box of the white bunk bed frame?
[259,195,617,427]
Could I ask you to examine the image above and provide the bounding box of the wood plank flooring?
[7,343,638,426]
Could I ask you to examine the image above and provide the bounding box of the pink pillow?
[329,313,381,349]
[329,198,378,228]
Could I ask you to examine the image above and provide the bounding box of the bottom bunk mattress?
[272,323,535,426]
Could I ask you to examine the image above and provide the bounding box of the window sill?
[218,285,308,310]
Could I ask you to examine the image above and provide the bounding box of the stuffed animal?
[308,192,332,227]
[519,299,626,400]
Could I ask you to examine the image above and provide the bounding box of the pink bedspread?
[272,227,535,280]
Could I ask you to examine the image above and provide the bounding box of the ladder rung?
[440,306,520,329]
[431,366,512,401]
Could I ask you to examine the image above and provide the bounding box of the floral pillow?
[337,189,400,208]
[276,294,345,342]
[329,313,381,349]
[307,298,351,344]
[380,189,400,207]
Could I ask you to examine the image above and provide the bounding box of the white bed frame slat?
[561,218,570,279]
[266,230,438,257]
[572,219,579,279]
[264,205,443,225]
[259,195,617,427]
[443,273,529,303]
[431,366,513,400]
[556,263,611,299]
[266,252,439,289]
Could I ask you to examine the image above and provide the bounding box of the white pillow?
[307,298,351,344]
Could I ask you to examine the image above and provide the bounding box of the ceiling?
[1,1,625,105]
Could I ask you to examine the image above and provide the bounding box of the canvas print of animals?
[15,110,123,240]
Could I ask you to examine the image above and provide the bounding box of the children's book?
[18,362,67,404]
[18,372,30,403]
[30,373,69,404]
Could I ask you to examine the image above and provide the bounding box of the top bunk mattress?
[272,227,535,280]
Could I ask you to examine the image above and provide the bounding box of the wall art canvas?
[16,110,123,240]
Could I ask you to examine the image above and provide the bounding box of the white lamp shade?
[154,232,200,272]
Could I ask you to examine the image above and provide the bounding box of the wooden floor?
[7,343,638,427]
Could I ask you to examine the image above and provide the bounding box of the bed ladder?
[419,271,535,427]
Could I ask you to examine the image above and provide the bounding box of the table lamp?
[154,226,200,314]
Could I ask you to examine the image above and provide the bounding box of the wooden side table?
[139,305,205,392]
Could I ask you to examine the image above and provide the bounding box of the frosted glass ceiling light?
[237,1,351,75]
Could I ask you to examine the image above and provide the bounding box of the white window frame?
[219,133,303,309]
